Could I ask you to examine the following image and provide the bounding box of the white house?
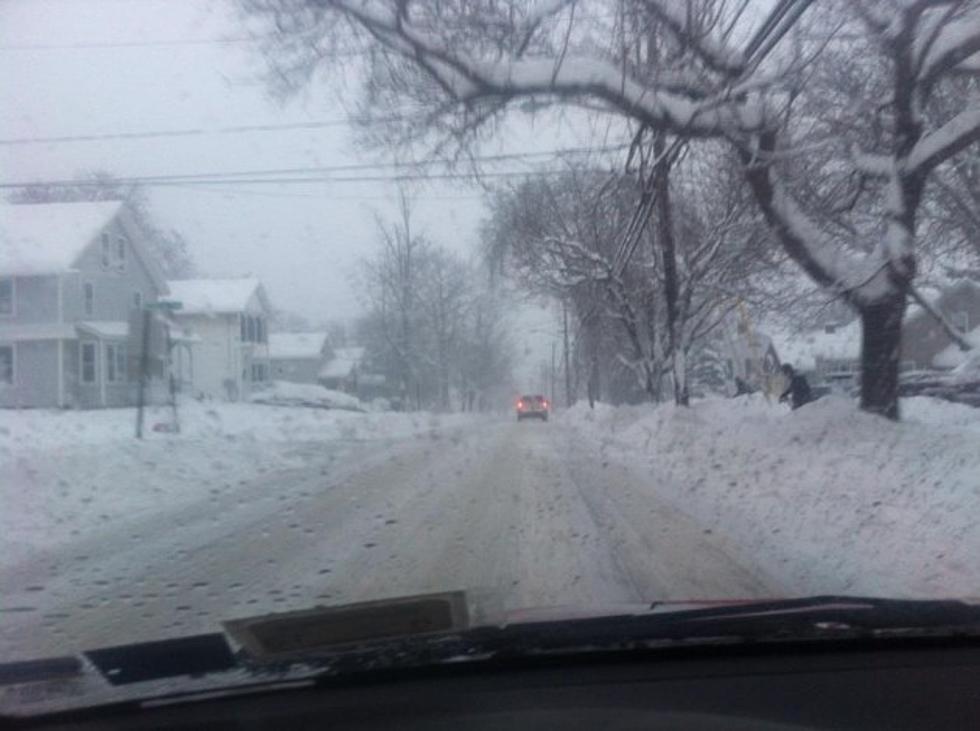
[268,331,332,384]
[318,346,365,392]
[164,277,272,401]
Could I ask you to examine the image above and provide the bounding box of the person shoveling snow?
[779,364,814,410]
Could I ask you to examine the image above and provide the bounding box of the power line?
[0,116,405,146]
[0,145,626,189]
[0,37,264,51]
[0,168,608,191]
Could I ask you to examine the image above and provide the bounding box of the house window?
[101,233,112,268]
[84,282,95,316]
[105,343,128,383]
[81,342,97,384]
[256,318,265,344]
[251,363,268,382]
[240,315,247,342]
[0,278,13,316]
[0,345,13,385]
[133,291,143,310]
[116,237,127,271]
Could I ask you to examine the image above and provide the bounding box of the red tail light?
[517,400,524,409]
[542,400,549,409]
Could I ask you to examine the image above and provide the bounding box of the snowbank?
[0,402,476,564]
[250,381,364,411]
[563,395,980,598]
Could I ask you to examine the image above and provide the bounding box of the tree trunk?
[653,133,688,407]
[858,294,907,420]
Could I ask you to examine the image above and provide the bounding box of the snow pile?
[0,402,478,564]
[250,381,364,411]
[563,395,980,598]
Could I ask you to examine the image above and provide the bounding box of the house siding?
[178,314,241,399]
[270,357,322,384]
[0,340,60,408]
[66,217,161,322]
[3,275,60,324]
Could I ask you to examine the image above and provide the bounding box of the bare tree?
[485,149,761,404]
[361,195,511,410]
[243,0,980,419]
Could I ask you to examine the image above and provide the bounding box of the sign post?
[133,301,182,439]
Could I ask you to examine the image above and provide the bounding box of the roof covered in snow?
[319,347,365,379]
[164,278,269,315]
[933,325,980,369]
[0,201,124,275]
[770,320,862,372]
[268,332,330,360]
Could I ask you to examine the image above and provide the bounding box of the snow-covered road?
[0,417,771,662]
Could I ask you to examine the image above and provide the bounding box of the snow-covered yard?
[0,401,474,566]
[563,395,980,599]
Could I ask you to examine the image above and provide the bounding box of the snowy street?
[1,409,773,662]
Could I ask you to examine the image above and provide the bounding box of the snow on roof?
[0,201,124,275]
[933,325,980,369]
[769,320,861,372]
[164,278,264,315]
[268,332,329,360]
[318,347,365,379]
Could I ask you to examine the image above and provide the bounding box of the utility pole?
[135,308,151,439]
[562,300,572,408]
[550,341,556,407]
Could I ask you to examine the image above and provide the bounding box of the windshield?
[2,0,980,708]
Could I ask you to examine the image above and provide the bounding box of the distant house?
[697,308,781,395]
[164,278,272,401]
[0,201,168,408]
[318,346,365,393]
[770,279,980,383]
[903,280,980,370]
[268,332,332,385]
[770,320,862,384]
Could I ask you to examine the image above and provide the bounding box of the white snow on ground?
[0,401,471,565]
[249,381,364,411]
[563,395,980,599]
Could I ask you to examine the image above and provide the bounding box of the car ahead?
[517,394,549,421]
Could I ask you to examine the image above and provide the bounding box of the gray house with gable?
[0,201,168,408]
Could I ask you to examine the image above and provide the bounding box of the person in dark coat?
[779,363,813,409]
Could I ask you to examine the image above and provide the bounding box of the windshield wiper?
[3,595,978,703]
[220,595,980,682]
